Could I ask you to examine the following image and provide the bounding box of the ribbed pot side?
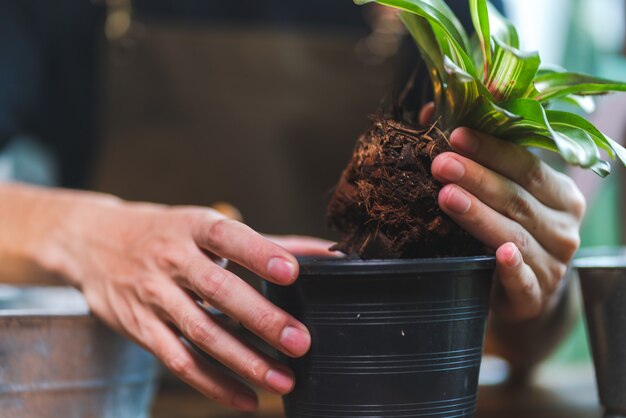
[265,256,495,418]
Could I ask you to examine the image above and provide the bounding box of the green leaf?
[498,99,600,168]
[425,0,471,51]
[443,56,480,126]
[461,96,521,134]
[553,95,596,114]
[535,64,567,78]
[484,38,540,101]
[510,134,559,153]
[535,72,626,101]
[356,0,626,177]
[368,0,478,77]
[606,136,626,167]
[545,110,615,158]
[591,160,612,177]
[533,68,596,112]
[550,125,601,168]
[487,2,519,49]
[470,0,491,76]
[371,0,469,49]
[498,98,552,138]
[399,12,445,111]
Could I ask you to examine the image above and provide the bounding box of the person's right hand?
[44,197,334,411]
[419,103,584,323]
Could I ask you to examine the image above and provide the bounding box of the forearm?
[0,182,120,285]
[484,271,578,379]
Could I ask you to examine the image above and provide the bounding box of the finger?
[192,214,299,285]
[438,184,565,295]
[265,235,340,257]
[160,285,297,395]
[419,102,436,126]
[494,243,542,321]
[211,202,243,222]
[181,253,311,357]
[449,128,586,216]
[143,313,259,411]
[431,152,581,262]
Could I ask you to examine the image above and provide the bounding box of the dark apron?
[95,22,404,238]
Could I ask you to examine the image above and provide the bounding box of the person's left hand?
[422,108,585,322]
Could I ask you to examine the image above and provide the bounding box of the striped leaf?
[462,96,521,134]
[400,12,445,111]
[443,56,480,127]
[470,0,491,76]
[487,2,519,49]
[363,0,478,77]
[355,0,626,175]
[535,72,626,101]
[485,38,540,101]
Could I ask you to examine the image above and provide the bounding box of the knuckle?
[503,187,534,222]
[545,263,567,294]
[155,246,185,273]
[519,278,536,299]
[473,167,487,191]
[241,357,268,383]
[207,218,237,247]
[165,352,194,380]
[569,187,587,220]
[182,312,217,348]
[555,263,568,282]
[512,229,531,256]
[136,277,163,305]
[252,309,283,336]
[521,157,547,190]
[558,231,581,262]
[199,269,229,304]
[175,206,206,226]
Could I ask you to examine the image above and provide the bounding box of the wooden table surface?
[151,364,603,418]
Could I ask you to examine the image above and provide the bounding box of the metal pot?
[0,286,158,418]
[575,247,626,418]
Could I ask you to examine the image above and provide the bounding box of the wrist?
[30,188,124,285]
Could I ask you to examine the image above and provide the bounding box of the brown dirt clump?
[326,116,485,259]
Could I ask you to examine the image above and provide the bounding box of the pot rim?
[574,246,626,269]
[297,255,496,276]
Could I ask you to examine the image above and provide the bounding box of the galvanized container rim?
[0,286,91,317]
[0,308,91,318]
[298,255,496,276]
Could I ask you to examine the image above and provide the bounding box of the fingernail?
[265,368,294,394]
[451,129,480,155]
[504,244,521,268]
[233,391,258,411]
[442,187,471,214]
[437,157,465,182]
[267,257,297,282]
[280,326,311,356]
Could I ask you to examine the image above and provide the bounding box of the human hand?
[421,104,585,322]
[50,199,334,411]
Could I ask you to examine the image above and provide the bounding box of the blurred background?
[0,0,625,401]
[505,0,626,367]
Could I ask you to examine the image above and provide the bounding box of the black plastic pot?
[264,256,495,418]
